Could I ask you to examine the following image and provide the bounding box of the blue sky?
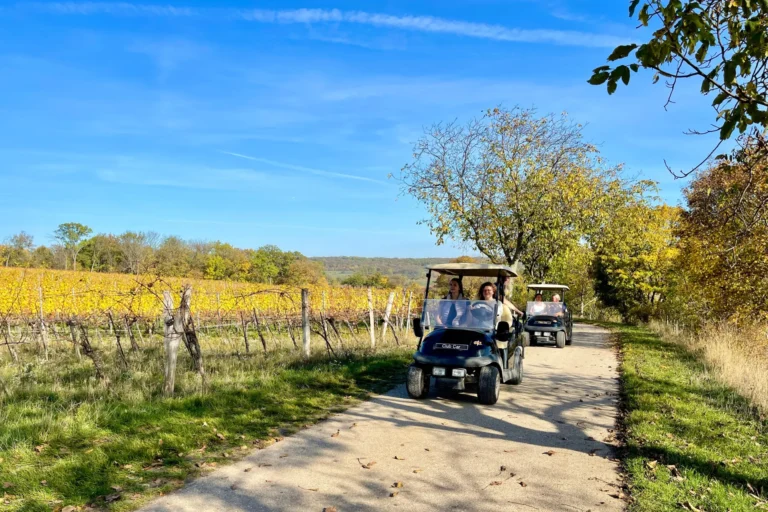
[0,1,720,257]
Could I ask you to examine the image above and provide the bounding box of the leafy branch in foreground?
[589,0,768,176]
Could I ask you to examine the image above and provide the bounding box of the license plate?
[435,343,468,351]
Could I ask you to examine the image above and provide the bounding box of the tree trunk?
[3,321,18,363]
[106,312,128,369]
[239,311,251,354]
[67,319,82,360]
[180,286,205,379]
[77,323,106,380]
[123,317,140,352]
[251,310,268,354]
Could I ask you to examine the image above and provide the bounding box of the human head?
[478,282,496,300]
[534,293,543,302]
[552,294,561,302]
[448,278,463,299]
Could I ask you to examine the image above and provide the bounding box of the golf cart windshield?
[422,299,499,331]
[526,301,565,317]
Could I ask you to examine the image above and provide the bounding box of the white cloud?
[19,3,631,48]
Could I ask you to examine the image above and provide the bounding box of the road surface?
[142,323,623,512]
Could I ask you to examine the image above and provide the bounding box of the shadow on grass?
[0,349,413,510]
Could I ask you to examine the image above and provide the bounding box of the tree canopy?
[397,106,635,280]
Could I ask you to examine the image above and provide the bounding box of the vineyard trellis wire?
[0,267,421,395]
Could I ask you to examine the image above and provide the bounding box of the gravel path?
[142,323,623,512]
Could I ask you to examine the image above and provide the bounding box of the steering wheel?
[470,302,494,323]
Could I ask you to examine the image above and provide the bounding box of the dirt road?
[142,324,623,512]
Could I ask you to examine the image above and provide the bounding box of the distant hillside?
[311,256,455,282]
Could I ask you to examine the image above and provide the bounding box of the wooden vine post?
[367,287,376,349]
[162,291,182,397]
[381,292,395,344]
[302,289,311,358]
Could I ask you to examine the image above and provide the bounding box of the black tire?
[477,365,500,405]
[508,346,524,385]
[556,331,566,349]
[521,332,530,347]
[406,365,430,398]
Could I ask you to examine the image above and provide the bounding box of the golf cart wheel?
[521,332,530,347]
[556,331,566,349]
[508,346,524,385]
[477,366,500,405]
[406,365,430,399]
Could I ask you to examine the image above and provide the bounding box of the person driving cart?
[472,282,514,328]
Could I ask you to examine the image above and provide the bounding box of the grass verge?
[601,322,768,511]
[0,345,412,511]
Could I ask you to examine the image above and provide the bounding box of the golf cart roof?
[527,283,570,291]
[427,263,518,278]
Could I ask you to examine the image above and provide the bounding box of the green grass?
[604,322,768,511]
[0,336,412,511]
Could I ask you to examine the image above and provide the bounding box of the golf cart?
[407,263,524,405]
[521,284,572,348]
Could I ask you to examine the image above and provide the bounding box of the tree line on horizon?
[0,226,437,289]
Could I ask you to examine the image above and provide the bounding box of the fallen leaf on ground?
[349,423,358,429]
[216,433,226,441]
[104,493,121,503]
[331,430,340,438]
[543,450,556,456]
[299,486,319,492]
[279,454,288,458]
[230,484,237,490]
[362,461,376,469]
[394,455,405,460]
[389,492,399,498]
[519,481,527,487]
[413,469,422,473]
[244,467,252,473]
[110,485,122,492]
[240,445,248,450]
[34,445,46,453]
[323,508,338,512]
[489,481,503,486]
[392,482,403,488]
[258,463,272,467]
[646,460,658,470]
[2,483,12,489]
[500,465,507,472]
[61,507,77,512]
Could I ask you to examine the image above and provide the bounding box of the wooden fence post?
[381,292,395,343]
[406,291,413,332]
[302,289,310,358]
[162,291,182,397]
[367,288,376,349]
[38,285,49,360]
